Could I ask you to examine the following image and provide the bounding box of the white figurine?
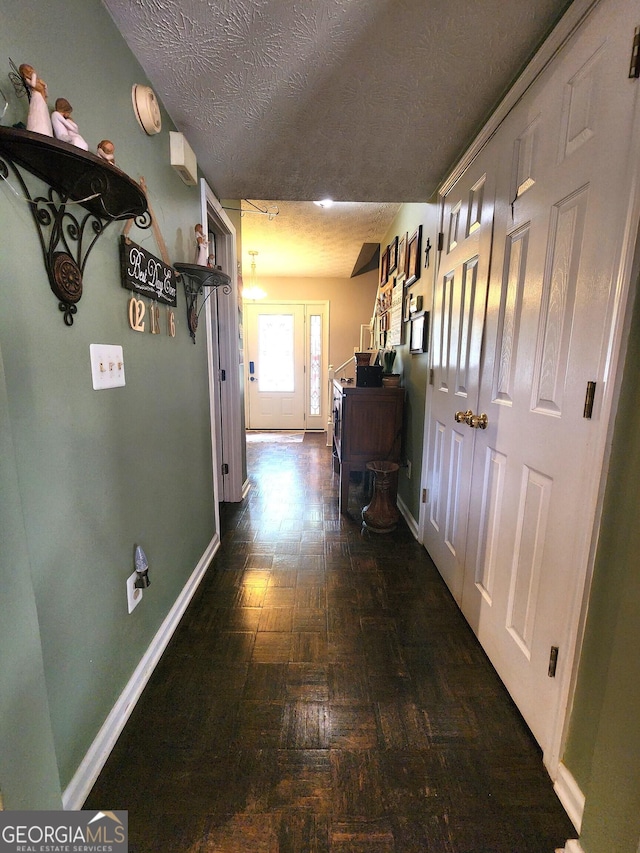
[51,98,88,149]
[19,63,52,137]
[194,224,208,266]
[97,139,116,165]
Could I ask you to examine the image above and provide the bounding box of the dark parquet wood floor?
[86,433,574,852]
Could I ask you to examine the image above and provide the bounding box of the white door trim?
[200,180,245,502]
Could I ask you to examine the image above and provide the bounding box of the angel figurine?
[194,223,208,266]
[51,98,88,149]
[18,63,53,136]
[97,139,116,165]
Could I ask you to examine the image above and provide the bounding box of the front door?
[245,303,306,429]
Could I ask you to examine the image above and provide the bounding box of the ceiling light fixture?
[314,198,334,209]
[242,251,267,301]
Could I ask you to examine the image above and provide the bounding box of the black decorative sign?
[120,236,177,306]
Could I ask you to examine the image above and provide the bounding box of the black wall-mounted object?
[120,236,177,306]
[356,365,383,387]
[0,126,150,325]
[174,262,231,344]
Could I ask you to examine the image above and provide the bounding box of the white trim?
[440,0,600,195]
[554,762,585,833]
[397,492,419,541]
[62,536,220,810]
[201,179,244,503]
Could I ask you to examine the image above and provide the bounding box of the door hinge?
[220,369,226,381]
[629,25,640,78]
[221,463,229,475]
[437,232,445,251]
[548,646,559,678]
[422,488,428,504]
[583,381,596,419]
[429,368,434,385]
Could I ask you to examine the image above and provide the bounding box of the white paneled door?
[423,0,640,766]
[423,155,495,602]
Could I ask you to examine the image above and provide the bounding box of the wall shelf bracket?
[0,126,150,325]
[174,262,231,343]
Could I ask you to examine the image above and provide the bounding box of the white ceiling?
[102,0,573,278]
[230,199,401,278]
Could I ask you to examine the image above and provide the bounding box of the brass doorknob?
[469,413,488,429]
[455,410,472,424]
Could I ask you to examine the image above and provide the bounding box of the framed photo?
[406,225,422,287]
[380,245,389,285]
[388,236,398,274]
[403,292,412,323]
[409,293,423,315]
[410,310,429,354]
[398,233,408,280]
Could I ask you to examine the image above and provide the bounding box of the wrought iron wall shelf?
[0,126,150,325]
[174,262,231,344]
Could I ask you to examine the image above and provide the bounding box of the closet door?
[422,153,495,603]
[424,0,640,765]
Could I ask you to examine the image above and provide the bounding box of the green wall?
[562,277,640,852]
[0,0,217,804]
[378,203,438,524]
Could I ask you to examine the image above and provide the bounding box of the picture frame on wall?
[380,245,389,285]
[388,236,398,273]
[403,292,412,323]
[410,310,429,354]
[405,225,422,287]
[398,233,407,279]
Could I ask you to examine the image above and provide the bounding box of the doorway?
[200,181,246,503]
[244,301,328,431]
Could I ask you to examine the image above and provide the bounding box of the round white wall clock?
[131,84,162,135]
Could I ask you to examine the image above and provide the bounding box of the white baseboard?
[62,535,220,810]
[554,761,586,833]
[398,493,419,540]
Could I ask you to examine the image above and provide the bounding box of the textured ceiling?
[102,0,573,277]
[232,199,400,278]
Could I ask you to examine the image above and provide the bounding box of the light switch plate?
[90,344,125,390]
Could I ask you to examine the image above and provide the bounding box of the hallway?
[86,433,574,852]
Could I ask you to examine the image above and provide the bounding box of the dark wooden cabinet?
[332,379,404,513]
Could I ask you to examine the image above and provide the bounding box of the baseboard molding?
[62,534,220,810]
[398,494,419,540]
[554,761,586,833]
